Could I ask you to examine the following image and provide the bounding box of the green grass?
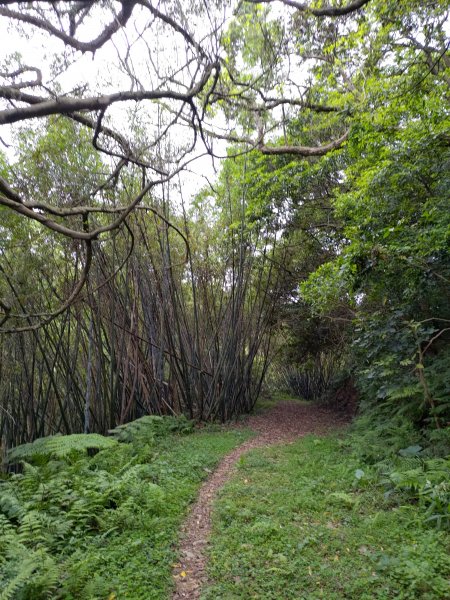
[203,434,450,600]
[3,409,449,599]
[252,391,306,414]
[0,420,252,600]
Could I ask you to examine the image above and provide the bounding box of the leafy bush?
[352,313,439,422]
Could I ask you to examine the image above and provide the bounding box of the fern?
[109,414,193,443]
[387,384,422,400]
[0,514,14,536]
[381,455,450,528]
[68,495,104,531]
[0,492,24,521]
[0,413,208,598]
[18,510,48,546]
[0,548,59,600]
[0,555,36,600]
[8,433,118,464]
[109,416,159,443]
[82,573,110,598]
[27,550,60,600]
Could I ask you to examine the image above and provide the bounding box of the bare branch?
[0,1,137,54]
[0,62,218,124]
[0,238,92,333]
[0,65,42,89]
[259,129,349,156]
[0,175,160,240]
[139,0,207,59]
[69,112,168,176]
[245,0,372,17]
[211,92,340,113]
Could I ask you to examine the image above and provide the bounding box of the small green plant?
[383,456,450,529]
[374,533,450,599]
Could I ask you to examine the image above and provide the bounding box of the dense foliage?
[0,0,448,447]
[0,416,250,599]
[299,20,450,424]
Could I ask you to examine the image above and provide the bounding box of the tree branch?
[0,175,160,240]
[0,1,137,54]
[259,129,349,155]
[245,0,372,17]
[0,238,92,333]
[138,0,206,59]
[0,62,218,124]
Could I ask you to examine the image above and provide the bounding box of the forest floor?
[2,398,449,599]
[172,400,347,599]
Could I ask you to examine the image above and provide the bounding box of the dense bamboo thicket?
[0,190,287,451]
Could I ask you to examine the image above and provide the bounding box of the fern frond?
[0,548,60,600]
[0,513,14,535]
[18,510,47,545]
[0,492,24,521]
[0,555,36,600]
[108,414,193,443]
[8,434,118,464]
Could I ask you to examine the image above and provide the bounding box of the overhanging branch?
[245,0,372,17]
[0,1,137,54]
[259,129,349,155]
[0,62,218,124]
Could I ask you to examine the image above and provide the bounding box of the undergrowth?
[204,424,450,599]
[0,416,251,599]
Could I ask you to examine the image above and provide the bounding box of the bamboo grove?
[1,147,289,450]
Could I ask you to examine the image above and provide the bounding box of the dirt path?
[172,401,346,599]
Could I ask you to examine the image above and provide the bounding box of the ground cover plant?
[204,429,450,599]
[0,416,251,600]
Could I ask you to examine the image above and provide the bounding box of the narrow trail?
[172,401,347,599]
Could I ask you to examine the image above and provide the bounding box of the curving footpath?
[172,401,347,599]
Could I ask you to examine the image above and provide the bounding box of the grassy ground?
[3,405,449,599]
[203,433,450,600]
[75,428,253,599]
[0,420,252,600]
[252,392,306,414]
